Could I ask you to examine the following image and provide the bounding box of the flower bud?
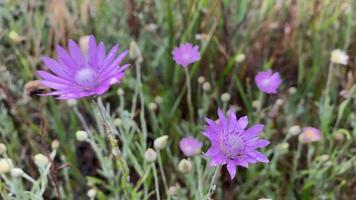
[87,188,97,199]
[8,31,22,43]
[10,168,24,177]
[235,53,245,63]
[0,143,7,155]
[288,125,301,136]
[178,159,192,173]
[129,41,142,61]
[155,96,163,104]
[76,130,89,142]
[197,76,205,84]
[288,87,297,95]
[221,93,231,102]
[0,158,13,174]
[202,82,211,91]
[114,118,122,127]
[66,99,77,107]
[330,49,348,65]
[144,148,157,162]
[51,140,60,149]
[154,135,168,150]
[117,88,124,96]
[148,102,158,111]
[252,100,260,109]
[34,154,49,167]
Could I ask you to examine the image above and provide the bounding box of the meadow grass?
[0,0,355,199]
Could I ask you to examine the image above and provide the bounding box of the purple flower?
[299,127,321,144]
[179,137,203,157]
[255,69,282,94]
[37,35,129,99]
[172,43,200,68]
[203,109,270,180]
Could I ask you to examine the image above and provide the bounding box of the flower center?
[75,68,97,89]
[182,53,190,60]
[261,78,271,86]
[220,134,243,158]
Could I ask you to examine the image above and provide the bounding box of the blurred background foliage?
[0,0,355,199]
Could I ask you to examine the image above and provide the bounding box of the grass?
[0,0,355,199]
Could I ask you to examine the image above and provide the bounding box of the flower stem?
[158,152,168,195]
[184,67,194,123]
[206,166,221,200]
[152,163,161,200]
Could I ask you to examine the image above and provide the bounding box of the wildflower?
[87,188,97,199]
[76,130,89,142]
[288,125,301,136]
[330,49,348,65]
[202,82,211,91]
[154,135,168,150]
[299,127,321,144]
[172,43,200,68]
[178,159,192,173]
[144,148,157,162]
[198,76,205,84]
[37,35,129,99]
[0,143,6,154]
[34,154,49,167]
[179,137,203,157]
[148,102,158,111]
[203,109,270,179]
[255,69,282,94]
[0,158,13,174]
[10,168,24,177]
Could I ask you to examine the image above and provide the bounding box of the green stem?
[152,163,161,200]
[184,67,194,123]
[206,166,221,200]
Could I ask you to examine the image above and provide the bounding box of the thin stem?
[206,166,221,200]
[158,152,168,195]
[184,67,194,122]
[325,62,334,96]
[152,163,161,200]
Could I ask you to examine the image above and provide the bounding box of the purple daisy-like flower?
[37,35,129,99]
[255,69,282,94]
[179,137,203,157]
[203,109,270,179]
[172,43,200,68]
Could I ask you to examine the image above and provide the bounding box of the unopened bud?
[221,93,231,102]
[144,148,157,162]
[178,159,192,173]
[154,135,168,150]
[76,130,89,142]
[202,82,211,91]
[34,154,49,167]
[10,168,24,177]
[0,143,7,154]
[0,158,13,174]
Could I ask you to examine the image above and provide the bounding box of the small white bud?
[275,98,284,106]
[168,185,180,196]
[0,143,7,154]
[330,49,348,65]
[129,41,142,61]
[221,93,231,102]
[252,100,260,109]
[8,31,22,43]
[0,158,13,174]
[148,102,158,111]
[197,76,205,84]
[87,188,97,198]
[235,53,245,63]
[51,140,60,149]
[154,135,168,150]
[288,87,297,95]
[79,35,90,54]
[258,198,272,200]
[154,96,163,104]
[144,148,157,162]
[288,125,301,136]
[34,154,49,167]
[114,118,122,127]
[117,88,124,96]
[10,168,24,177]
[178,159,192,173]
[320,154,329,162]
[76,130,89,142]
[202,82,211,91]
[334,132,345,141]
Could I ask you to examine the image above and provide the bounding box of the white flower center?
[261,78,271,86]
[75,68,97,89]
[182,53,190,60]
[220,134,243,158]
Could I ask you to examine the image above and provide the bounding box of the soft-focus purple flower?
[299,127,321,144]
[172,43,200,68]
[179,137,203,157]
[203,109,270,180]
[37,35,129,99]
[255,69,282,94]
